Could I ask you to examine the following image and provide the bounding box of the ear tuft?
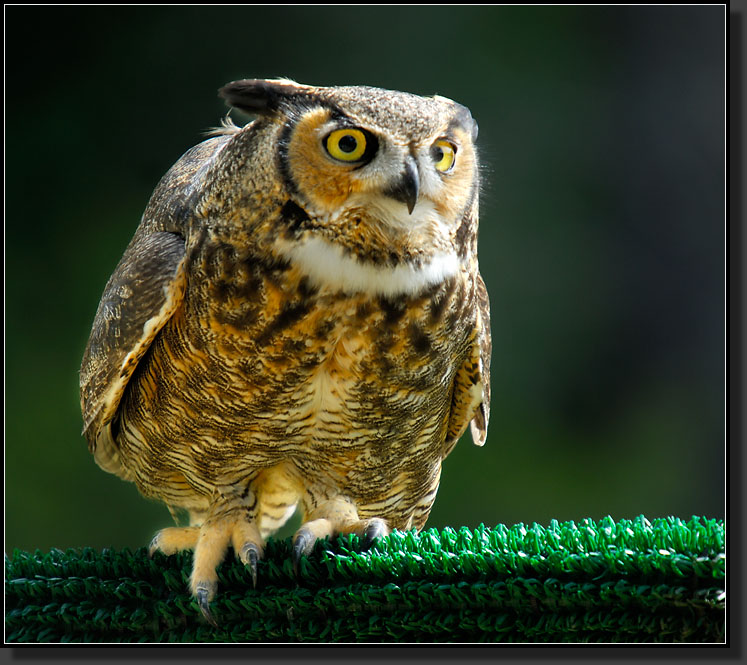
[218,78,309,115]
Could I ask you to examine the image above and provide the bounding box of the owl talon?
[195,584,218,627]
[239,542,261,587]
[292,529,315,574]
[362,518,389,550]
[147,534,160,559]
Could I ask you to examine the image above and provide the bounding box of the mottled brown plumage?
[79,78,491,621]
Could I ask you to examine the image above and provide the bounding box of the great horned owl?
[79,78,491,622]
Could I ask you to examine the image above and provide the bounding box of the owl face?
[222,79,478,228]
[219,79,481,295]
[279,97,478,235]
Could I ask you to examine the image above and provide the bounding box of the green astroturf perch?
[5,516,724,643]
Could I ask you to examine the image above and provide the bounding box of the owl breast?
[116,230,475,529]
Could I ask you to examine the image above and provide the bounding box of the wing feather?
[444,272,492,455]
[79,232,186,473]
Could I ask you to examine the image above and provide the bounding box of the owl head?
[217,78,481,295]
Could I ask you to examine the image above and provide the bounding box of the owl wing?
[444,272,492,454]
[79,232,187,475]
[79,135,232,476]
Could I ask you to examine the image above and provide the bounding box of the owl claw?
[239,542,260,587]
[195,583,218,627]
[292,528,315,575]
[362,518,389,550]
[147,534,160,559]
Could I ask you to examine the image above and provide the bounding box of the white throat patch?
[280,235,460,297]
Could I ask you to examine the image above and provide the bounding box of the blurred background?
[5,6,725,553]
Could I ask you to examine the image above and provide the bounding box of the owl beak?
[386,156,420,214]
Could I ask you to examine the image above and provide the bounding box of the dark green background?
[6,6,724,553]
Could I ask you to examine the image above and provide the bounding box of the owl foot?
[150,517,264,625]
[291,511,390,572]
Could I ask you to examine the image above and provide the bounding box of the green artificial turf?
[5,515,725,643]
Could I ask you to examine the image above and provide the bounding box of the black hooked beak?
[386,156,420,214]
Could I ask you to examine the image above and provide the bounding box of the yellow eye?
[325,128,368,162]
[432,140,457,173]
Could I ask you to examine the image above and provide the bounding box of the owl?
[79,78,491,624]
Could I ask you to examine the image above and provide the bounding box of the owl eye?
[325,128,370,162]
[432,140,457,173]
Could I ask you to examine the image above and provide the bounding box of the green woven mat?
[5,516,725,643]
